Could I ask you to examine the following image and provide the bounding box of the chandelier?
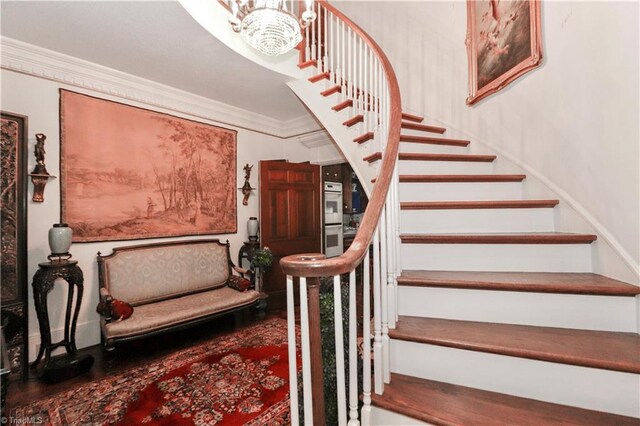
[228,0,316,57]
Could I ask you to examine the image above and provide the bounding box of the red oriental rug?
[12,318,297,425]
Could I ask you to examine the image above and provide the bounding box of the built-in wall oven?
[324,182,343,258]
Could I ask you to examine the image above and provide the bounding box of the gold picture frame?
[466,0,543,105]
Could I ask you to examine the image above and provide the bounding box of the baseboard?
[27,320,101,363]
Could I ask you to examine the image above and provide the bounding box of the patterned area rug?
[13,318,295,425]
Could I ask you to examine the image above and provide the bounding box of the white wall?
[338,1,639,281]
[1,67,337,357]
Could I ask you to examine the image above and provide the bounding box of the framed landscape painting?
[60,90,237,242]
[465,0,543,105]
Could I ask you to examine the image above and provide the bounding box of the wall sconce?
[239,163,255,206]
[27,133,56,202]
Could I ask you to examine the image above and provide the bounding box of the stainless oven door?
[324,224,344,258]
[324,183,343,224]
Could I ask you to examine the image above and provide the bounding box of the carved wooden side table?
[31,260,92,381]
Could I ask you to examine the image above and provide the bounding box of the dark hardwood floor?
[5,311,282,412]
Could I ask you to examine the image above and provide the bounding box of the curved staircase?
[293,18,639,426]
[201,1,640,423]
[363,113,640,423]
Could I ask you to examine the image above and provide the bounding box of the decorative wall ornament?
[465,0,543,105]
[28,133,57,202]
[60,90,237,242]
[240,163,255,206]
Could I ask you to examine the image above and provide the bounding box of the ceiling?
[0,1,309,122]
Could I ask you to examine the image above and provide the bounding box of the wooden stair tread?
[366,152,496,163]
[402,121,446,134]
[373,373,640,426]
[363,152,381,163]
[332,99,353,111]
[391,316,640,373]
[401,152,495,162]
[308,71,330,82]
[401,200,559,210]
[400,135,470,146]
[343,114,364,127]
[399,174,526,182]
[298,59,317,69]
[354,132,374,144]
[398,270,640,296]
[400,232,597,244]
[320,85,341,96]
[401,112,424,123]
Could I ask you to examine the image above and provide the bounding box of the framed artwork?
[60,90,237,242]
[1,111,29,381]
[465,0,543,105]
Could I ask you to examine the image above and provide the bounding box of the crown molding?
[297,130,334,148]
[0,36,320,138]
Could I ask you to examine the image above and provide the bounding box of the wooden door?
[260,160,321,310]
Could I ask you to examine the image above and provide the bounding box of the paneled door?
[259,160,321,310]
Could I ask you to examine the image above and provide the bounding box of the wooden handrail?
[280,0,402,277]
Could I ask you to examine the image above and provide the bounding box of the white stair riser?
[401,243,592,272]
[399,160,495,175]
[400,208,555,233]
[397,287,638,332]
[399,141,469,155]
[390,340,640,418]
[399,182,523,202]
[369,406,430,425]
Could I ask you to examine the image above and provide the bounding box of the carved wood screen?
[1,111,28,381]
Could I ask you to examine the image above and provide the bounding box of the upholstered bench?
[96,239,261,350]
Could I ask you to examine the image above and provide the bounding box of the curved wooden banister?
[280,0,402,277]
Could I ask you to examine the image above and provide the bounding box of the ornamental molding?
[0,37,320,138]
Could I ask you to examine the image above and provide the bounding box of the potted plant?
[250,247,273,292]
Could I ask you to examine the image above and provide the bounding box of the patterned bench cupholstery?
[96,239,262,350]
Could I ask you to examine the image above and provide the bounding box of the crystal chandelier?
[228,0,316,57]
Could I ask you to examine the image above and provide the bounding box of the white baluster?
[341,20,346,101]
[362,46,368,135]
[310,4,316,61]
[328,11,334,83]
[348,269,359,425]
[331,15,343,88]
[393,162,401,323]
[333,275,348,425]
[316,3,322,69]
[323,6,328,73]
[305,24,311,63]
[300,277,314,425]
[358,37,363,118]
[379,208,390,384]
[351,28,356,101]
[361,249,372,424]
[386,195,396,330]
[287,275,300,426]
[373,227,383,394]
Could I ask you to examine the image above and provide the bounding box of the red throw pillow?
[111,299,134,320]
[227,275,251,292]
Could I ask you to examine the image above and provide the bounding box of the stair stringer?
[287,78,379,196]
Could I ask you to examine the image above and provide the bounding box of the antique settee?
[96,239,261,349]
